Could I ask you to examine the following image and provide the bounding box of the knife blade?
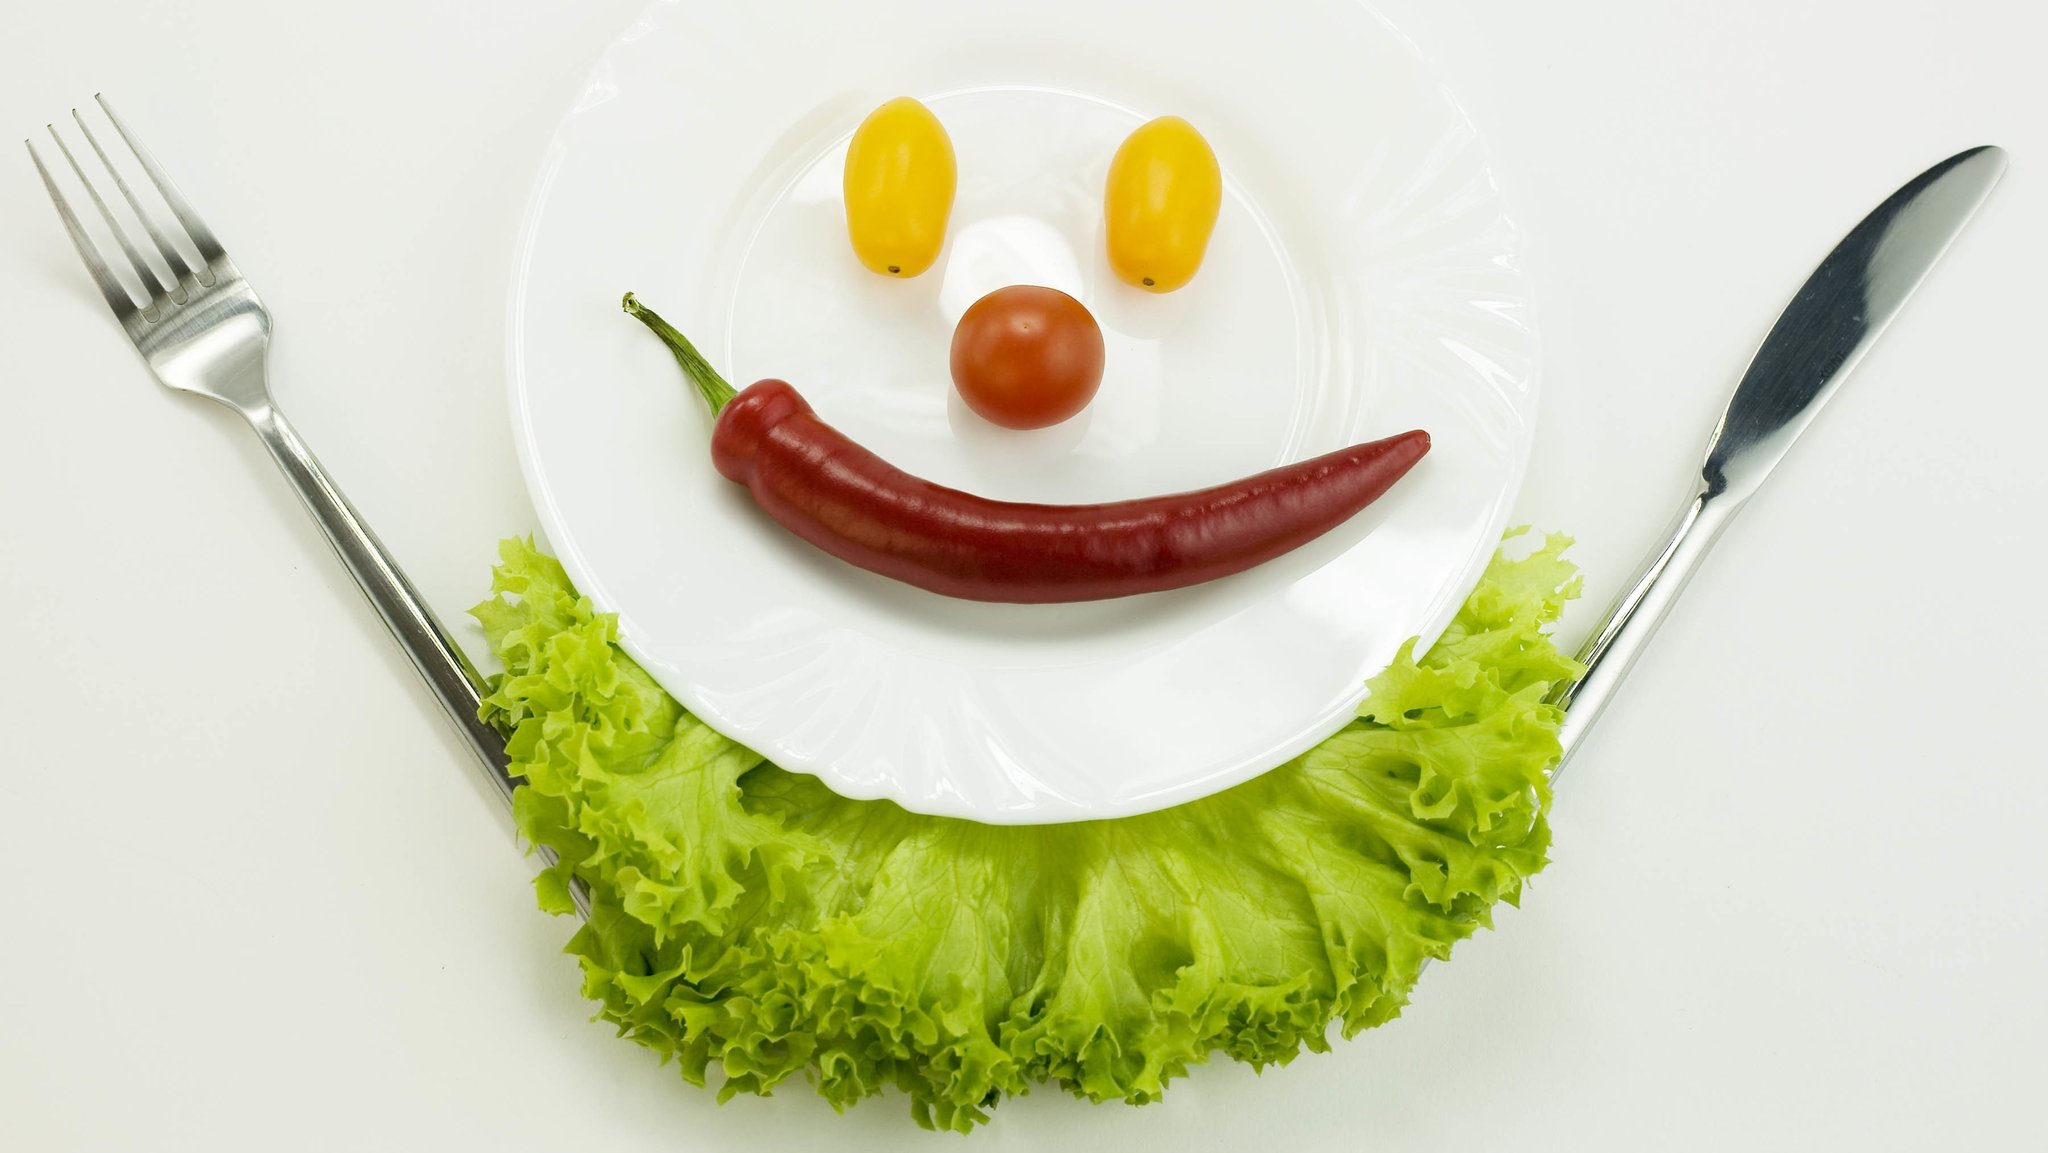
[1550,145,2008,772]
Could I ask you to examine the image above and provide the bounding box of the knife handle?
[1547,480,1740,778]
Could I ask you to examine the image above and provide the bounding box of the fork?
[28,96,587,917]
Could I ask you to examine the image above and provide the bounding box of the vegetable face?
[625,294,1429,604]
[1104,116,1223,293]
[842,97,957,277]
[949,285,1106,429]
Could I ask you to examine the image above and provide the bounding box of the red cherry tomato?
[949,286,1106,430]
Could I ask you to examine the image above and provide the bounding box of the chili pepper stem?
[622,292,738,418]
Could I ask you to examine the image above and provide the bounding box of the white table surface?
[3,2,2043,1148]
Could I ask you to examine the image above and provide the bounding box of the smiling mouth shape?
[625,293,1431,604]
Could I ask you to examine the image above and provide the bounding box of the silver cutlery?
[26,95,588,917]
[28,97,2004,926]
[1548,145,2007,773]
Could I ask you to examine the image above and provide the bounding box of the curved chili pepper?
[624,294,1430,604]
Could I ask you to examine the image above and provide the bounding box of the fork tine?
[73,108,193,302]
[25,138,143,319]
[95,94,224,273]
[47,122,168,308]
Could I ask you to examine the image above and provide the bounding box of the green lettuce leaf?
[473,530,1581,1131]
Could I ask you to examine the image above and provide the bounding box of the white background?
[2,1,2043,1149]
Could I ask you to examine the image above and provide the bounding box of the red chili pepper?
[624,294,1430,604]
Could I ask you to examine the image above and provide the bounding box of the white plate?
[508,0,1538,824]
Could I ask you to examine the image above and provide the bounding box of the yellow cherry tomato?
[1103,116,1222,293]
[842,97,957,278]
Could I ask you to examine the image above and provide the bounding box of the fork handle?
[247,406,514,794]
[246,405,587,916]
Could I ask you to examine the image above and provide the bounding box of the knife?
[1549,145,2009,774]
